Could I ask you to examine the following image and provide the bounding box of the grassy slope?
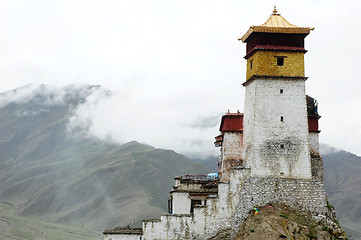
[0,202,101,240]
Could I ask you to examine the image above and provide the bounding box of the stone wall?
[311,151,324,181]
[231,177,329,238]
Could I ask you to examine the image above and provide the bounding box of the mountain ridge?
[0,85,360,239]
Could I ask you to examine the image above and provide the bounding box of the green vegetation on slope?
[0,202,101,240]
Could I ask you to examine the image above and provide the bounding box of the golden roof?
[240,6,314,42]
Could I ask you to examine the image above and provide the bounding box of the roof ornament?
[273,5,278,15]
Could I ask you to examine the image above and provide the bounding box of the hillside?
[0,85,210,238]
[0,202,101,240]
[236,204,346,240]
[323,149,361,239]
[0,85,360,239]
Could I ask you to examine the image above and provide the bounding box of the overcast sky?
[0,0,360,157]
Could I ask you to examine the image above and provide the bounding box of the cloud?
[0,0,361,156]
[66,82,227,158]
[0,83,105,111]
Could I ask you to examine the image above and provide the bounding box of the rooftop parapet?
[103,225,142,235]
[172,175,218,193]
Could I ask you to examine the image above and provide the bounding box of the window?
[280,116,284,121]
[280,89,283,93]
[168,196,173,214]
[280,144,284,149]
[250,59,253,70]
[277,57,284,66]
[190,199,202,213]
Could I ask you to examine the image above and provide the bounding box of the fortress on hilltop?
[103,7,344,240]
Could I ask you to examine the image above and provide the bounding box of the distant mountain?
[1,85,360,239]
[321,146,361,239]
[0,85,210,239]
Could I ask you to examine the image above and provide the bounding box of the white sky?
[0,0,360,157]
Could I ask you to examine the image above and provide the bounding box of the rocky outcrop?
[235,204,347,240]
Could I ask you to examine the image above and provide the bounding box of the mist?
[1,0,361,156]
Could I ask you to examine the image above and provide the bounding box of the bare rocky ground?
[236,204,347,240]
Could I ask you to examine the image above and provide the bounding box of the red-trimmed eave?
[214,134,223,147]
[244,45,307,59]
[219,113,244,132]
[308,115,320,133]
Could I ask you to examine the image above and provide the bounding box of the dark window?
[190,200,202,213]
[280,89,283,93]
[277,57,284,66]
[280,144,284,149]
[168,196,173,214]
[280,116,284,121]
[250,60,253,69]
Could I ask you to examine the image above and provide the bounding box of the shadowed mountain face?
[0,85,210,234]
[322,149,361,239]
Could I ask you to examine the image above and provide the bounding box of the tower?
[240,6,314,179]
[215,112,244,180]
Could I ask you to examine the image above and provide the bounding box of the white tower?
[240,7,314,179]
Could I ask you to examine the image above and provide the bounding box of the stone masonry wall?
[231,177,329,238]
[311,151,324,181]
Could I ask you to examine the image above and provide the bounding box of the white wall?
[242,79,312,179]
[222,132,243,161]
[309,132,319,153]
[172,192,191,214]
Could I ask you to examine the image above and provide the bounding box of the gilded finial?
[273,5,277,15]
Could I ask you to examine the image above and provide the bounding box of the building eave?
[242,75,308,86]
[240,26,313,42]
